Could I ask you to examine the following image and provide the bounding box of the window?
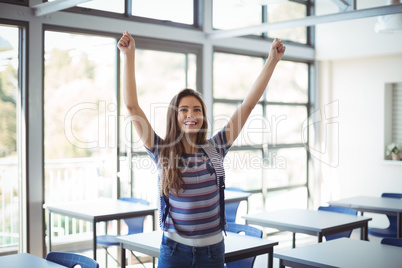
[0,24,20,250]
[132,0,194,25]
[119,45,199,203]
[213,50,311,211]
[44,30,118,242]
[48,0,125,13]
[384,82,402,161]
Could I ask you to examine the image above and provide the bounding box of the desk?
[44,198,157,260]
[274,237,402,268]
[243,209,371,248]
[328,195,402,238]
[0,253,65,268]
[224,190,251,204]
[116,230,278,268]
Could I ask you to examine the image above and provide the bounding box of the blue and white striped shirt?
[145,128,230,239]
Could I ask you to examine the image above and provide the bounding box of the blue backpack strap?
[201,140,227,235]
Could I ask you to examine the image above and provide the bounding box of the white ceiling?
[315,0,402,60]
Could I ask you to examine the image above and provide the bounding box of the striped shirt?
[145,128,230,239]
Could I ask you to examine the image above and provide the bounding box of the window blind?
[392,83,402,145]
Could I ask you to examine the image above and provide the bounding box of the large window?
[213,0,309,44]
[119,44,199,205]
[44,30,118,242]
[0,24,20,250]
[213,51,311,213]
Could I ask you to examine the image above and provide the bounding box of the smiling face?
[177,96,204,134]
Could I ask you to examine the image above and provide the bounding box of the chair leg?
[130,251,146,268]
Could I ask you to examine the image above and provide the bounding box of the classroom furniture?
[44,198,157,260]
[328,195,402,238]
[46,252,99,268]
[225,188,248,223]
[274,237,402,268]
[116,230,278,268]
[243,208,371,248]
[225,222,263,268]
[381,237,402,247]
[317,205,358,241]
[0,253,65,268]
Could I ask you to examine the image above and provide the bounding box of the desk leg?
[279,259,285,268]
[48,211,52,253]
[397,212,401,239]
[361,222,368,241]
[267,248,273,268]
[318,233,323,243]
[120,244,126,268]
[292,233,296,248]
[93,221,97,260]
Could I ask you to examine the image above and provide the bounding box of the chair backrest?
[225,188,245,223]
[46,252,99,268]
[381,193,402,232]
[381,237,402,247]
[119,197,149,234]
[226,223,262,268]
[318,206,357,241]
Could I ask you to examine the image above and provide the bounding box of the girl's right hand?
[117,31,135,56]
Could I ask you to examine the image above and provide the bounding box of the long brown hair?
[159,88,208,196]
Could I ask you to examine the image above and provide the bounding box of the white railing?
[0,157,114,249]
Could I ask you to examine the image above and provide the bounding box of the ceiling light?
[375,0,402,33]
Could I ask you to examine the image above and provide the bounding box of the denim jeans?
[157,234,225,268]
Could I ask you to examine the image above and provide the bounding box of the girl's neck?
[182,134,198,154]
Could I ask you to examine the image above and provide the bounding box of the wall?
[315,1,402,226]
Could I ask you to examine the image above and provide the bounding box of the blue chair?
[225,187,245,223]
[97,197,149,267]
[368,193,402,238]
[225,222,263,268]
[318,206,358,241]
[46,252,99,268]
[381,237,402,247]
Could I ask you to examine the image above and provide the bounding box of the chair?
[225,187,245,223]
[97,197,149,267]
[318,206,358,241]
[225,222,263,268]
[381,237,402,247]
[368,193,402,238]
[46,252,99,268]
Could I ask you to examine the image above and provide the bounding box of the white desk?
[44,198,157,260]
[0,253,65,268]
[243,208,372,248]
[116,230,278,268]
[328,195,402,238]
[274,238,402,268]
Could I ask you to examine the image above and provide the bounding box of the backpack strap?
[201,140,227,235]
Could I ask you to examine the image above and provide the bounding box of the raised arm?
[118,31,154,150]
[225,38,286,146]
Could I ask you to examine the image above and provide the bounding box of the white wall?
[315,2,402,226]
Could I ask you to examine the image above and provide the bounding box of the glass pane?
[44,31,117,205]
[213,0,262,30]
[132,0,193,25]
[213,52,264,100]
[266,105,307,145]
[265,147,307,188]
[267,60,308,103]
[225,150,263,191]
[48,0,124,13]
[0,25,19,250]
[125,50,196,152]
[213,103,264,147]
[265,187,308,210]
[266,1,307,43]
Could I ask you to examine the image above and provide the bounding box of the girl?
[118,31,285,268]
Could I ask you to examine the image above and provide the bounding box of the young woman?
[118,30,285,268]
